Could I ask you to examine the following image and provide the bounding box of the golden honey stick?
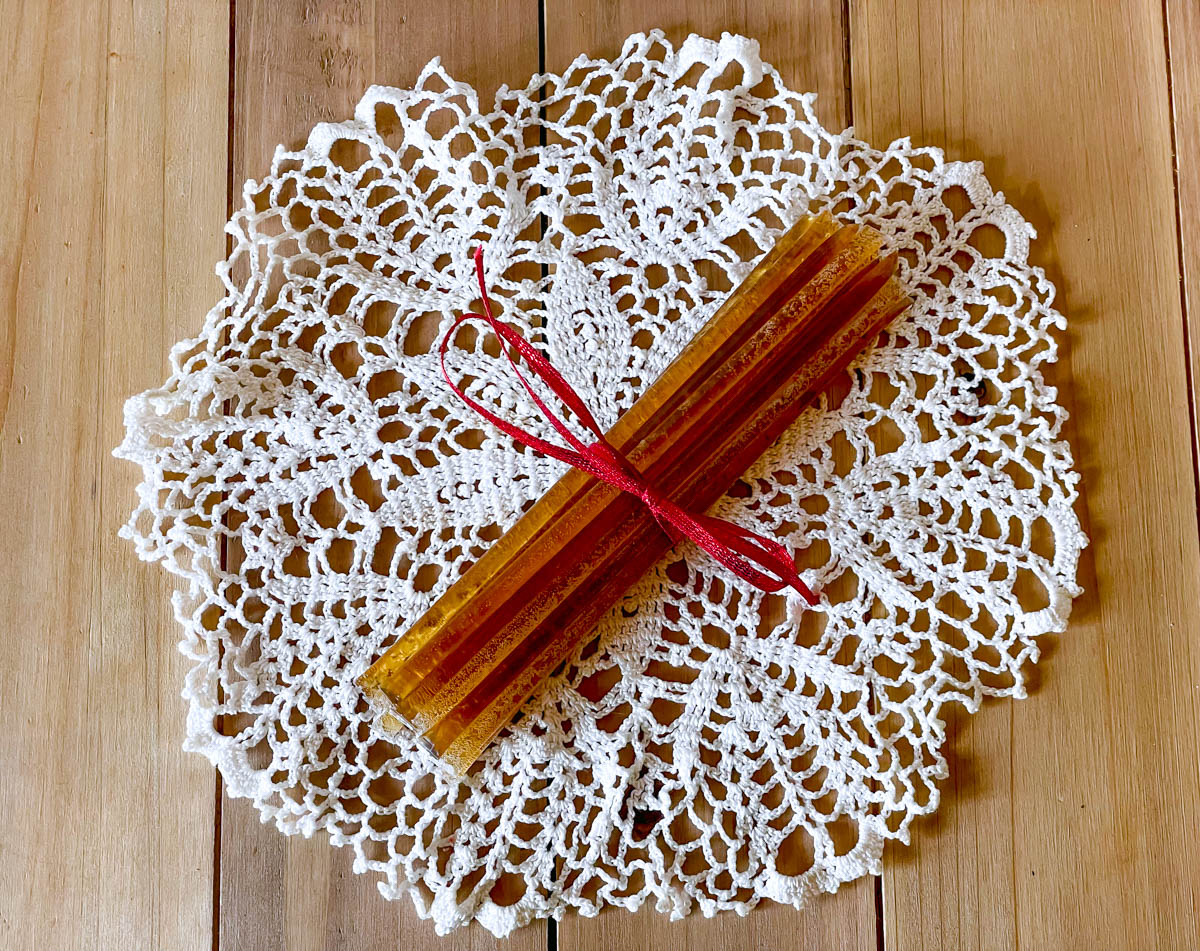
[434,276,911,772]
[416,256,906,754]
[386,228,891,732]
[358,214,835,708]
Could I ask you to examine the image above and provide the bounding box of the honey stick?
[373,227,886,731]
[358,214,833,704]
[358,219,911,771]
[391,232,893,732]
[435,280,911,771]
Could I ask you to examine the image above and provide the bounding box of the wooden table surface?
[4,2,1199,949]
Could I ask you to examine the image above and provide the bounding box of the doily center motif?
[116,30,1084,937]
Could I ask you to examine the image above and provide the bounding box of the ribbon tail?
[658,517,685,546]
[645,502,685,545]
[690,514,819,606]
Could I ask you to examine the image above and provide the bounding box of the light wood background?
[3,1,1198,949]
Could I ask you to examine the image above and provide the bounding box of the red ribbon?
[438,247,817,604]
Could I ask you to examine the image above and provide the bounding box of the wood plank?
[543,9,879,950]
[850,1,1200,949]
[218,2,546,948]
[1166,0,1200,458]
[0,1,227,948]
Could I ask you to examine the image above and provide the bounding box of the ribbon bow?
[438,247,817,604]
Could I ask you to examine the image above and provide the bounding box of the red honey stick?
[433,279,909,771]
[387,229,886,728]
[358,214,836,700]
[424,266,909,770]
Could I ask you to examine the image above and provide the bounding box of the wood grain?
[1166,0,1200,462]
[542,8,878,950]
[7,2,1200,948]
[0,1,227,948]
[218,3,546,949]
[851,1,1200,949]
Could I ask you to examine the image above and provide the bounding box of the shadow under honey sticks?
[359,212,910,773]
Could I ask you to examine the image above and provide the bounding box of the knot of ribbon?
[438,246,817,604]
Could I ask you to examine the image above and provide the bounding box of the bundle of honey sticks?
[359,212,910,773]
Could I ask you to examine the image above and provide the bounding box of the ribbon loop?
[439,246,818,605]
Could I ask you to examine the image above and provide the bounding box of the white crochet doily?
[116,31,1085,936]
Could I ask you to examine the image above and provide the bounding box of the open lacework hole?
[117,31,1081,936]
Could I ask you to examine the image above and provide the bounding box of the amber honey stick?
[359,215,910,772]
[383,228,891,734]
[358,215,844,724]
[360,213,836,686]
